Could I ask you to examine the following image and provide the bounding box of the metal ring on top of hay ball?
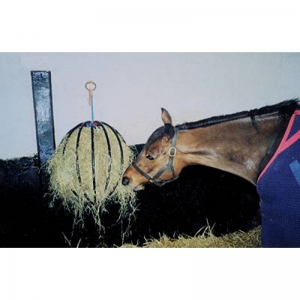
[47,120,136,228]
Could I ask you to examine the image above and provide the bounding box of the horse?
[122,99,300,247]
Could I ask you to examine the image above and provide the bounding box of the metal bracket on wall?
[31,71,56,192]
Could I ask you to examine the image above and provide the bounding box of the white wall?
[1,52,300,159]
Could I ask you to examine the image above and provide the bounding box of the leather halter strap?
[132,128,179,187]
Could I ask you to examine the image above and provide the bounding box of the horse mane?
[176,99,300,131]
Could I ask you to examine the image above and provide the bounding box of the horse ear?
[161,108,173,125]
[164,123,175,139]
[161,108,174,139]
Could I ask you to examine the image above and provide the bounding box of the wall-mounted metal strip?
[31,71,56,192]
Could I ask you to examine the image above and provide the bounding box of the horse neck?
[176,114,289,185]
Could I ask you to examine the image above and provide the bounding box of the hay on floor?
[122,226,261,248]
[47,121,136,228]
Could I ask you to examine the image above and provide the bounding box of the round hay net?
[47,121,136,228]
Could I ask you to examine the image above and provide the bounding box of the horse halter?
[131,128,179,187]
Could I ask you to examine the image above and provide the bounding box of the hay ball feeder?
[48,121,136,225]
[47,81,136,227]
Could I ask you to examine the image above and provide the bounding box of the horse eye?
[146,154,154,161]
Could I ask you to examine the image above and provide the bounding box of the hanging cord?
[85,81,97,124]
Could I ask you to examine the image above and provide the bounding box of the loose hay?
[122,226,261,248]
[47,121,136,228]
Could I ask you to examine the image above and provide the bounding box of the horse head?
[122,108,183,190]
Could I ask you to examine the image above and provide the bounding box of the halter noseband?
[131,128,179,187]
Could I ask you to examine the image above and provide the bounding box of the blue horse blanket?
[257,110,300,247]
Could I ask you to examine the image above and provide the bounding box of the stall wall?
[1,52,300,159]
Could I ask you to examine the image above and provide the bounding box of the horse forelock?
[146,126,165,147]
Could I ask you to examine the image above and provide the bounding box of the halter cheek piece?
[131,128,179,187]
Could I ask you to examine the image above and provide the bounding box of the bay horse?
[122,99,300,247]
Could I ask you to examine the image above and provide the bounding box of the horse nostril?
[122,177,130,186]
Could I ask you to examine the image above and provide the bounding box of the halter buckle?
[168,147,177,157]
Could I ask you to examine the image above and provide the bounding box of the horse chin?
[132,184,145,192]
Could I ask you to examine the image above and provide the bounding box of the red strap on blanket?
[258,110,300,182]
